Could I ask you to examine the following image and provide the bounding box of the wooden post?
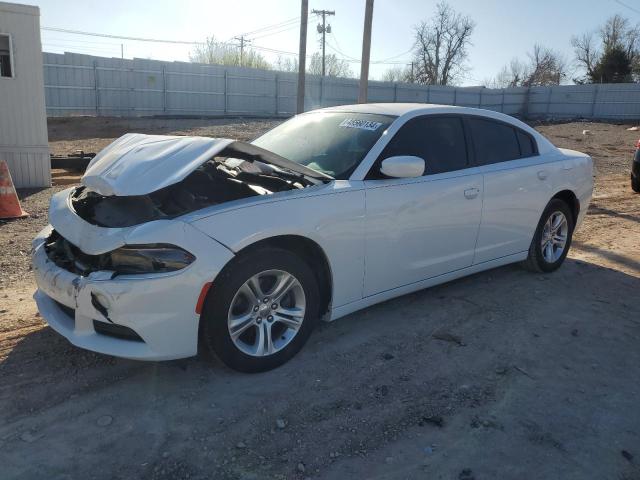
[358,0,374,103]
[296,0,309,114]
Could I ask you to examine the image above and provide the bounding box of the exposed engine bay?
[72,146,313,228]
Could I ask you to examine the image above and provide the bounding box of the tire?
[523,199,575,273]
[632,174,640,193]
[200,247,320,373]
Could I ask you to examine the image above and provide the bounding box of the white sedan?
[32,104,593,372]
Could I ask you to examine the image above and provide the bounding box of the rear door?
[467,117,557,264]
[363,115,483,296]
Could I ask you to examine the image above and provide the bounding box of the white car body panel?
[363,168,483,296]
[32,103,594,361]
[191,180,367,309]
[82,133,235,196]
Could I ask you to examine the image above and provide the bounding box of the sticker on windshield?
[339,118,383,131]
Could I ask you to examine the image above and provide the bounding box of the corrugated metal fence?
[44,52,640,120]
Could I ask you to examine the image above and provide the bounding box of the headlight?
[108,244,195,274]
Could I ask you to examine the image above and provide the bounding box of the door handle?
[464,188,480,199]
[537,170,548,180]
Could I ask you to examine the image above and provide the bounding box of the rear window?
[468,117,520,166]
[517,130,536,157]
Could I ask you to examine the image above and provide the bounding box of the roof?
[314,103,461,117]
[311,102,558,155]
[0,1,40,15]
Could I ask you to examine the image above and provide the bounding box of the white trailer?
[0,1,49,188]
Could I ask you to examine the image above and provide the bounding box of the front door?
[362,115,483,297]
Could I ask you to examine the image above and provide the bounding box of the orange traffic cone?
[0,160,28,219]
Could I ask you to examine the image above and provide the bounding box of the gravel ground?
[1,118,639,480]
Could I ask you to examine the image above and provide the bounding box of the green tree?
[591,45,632,83]
[572,14,640,83]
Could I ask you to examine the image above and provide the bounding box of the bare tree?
[190,36,271,69]
[273,56,299,73]
[307,52,352,77]
[412,2,475,85]
[572,32,599,80]
[492,45,566,88]
[381,66,412,83]
[572,14,640,82]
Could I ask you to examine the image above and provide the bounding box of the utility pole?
[358,0,374,103]
[120,43,124,59]
[312,8,335,76]
[234,35,251,66]
[297,0,309,114]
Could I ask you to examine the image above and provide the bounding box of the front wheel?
[523,199,574,273]
[632,173,640,193]
[200,247,320,373]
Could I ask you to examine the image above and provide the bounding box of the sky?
[35,0,633,85]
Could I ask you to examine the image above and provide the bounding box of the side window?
[375,116,468,177]
[516,129,537,158]
[0,34,13,78]
[468,117,520,166]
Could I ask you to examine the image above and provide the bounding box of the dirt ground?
[1,117,639,480]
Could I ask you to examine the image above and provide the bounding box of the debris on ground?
[432,329,466,346]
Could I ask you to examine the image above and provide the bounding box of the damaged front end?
[70,134,328,228]
[44,229,195,276]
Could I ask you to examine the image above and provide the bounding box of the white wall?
[42,51,640,121]
[0,2,50,188]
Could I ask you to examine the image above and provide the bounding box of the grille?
[92,320,144,342]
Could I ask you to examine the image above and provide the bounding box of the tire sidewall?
[201,248,320,373]
[531,199,575,272]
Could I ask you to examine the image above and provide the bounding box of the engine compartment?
[72,152,308,228]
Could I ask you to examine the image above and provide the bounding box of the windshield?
[252,112,396,179]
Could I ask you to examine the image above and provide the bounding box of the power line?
[40,23,409,65]
[615,0,640,15]
[231,16,300,40]
[41,26,201,45]
[249,19,307,41]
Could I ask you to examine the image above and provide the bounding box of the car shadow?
[588,203,640,224]
[1,257,639,479]
[2,257,638,402]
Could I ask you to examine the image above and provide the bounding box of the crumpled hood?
[82,134,235,196]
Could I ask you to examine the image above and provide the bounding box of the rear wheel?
[632,173,640,193]
[201,247,320,373]
[523,199,574,273]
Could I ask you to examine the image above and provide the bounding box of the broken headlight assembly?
[108,245,195,275]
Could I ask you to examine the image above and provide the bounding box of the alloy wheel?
[227,269,306,357]
[541,211,568,263]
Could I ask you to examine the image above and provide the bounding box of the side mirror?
[380,156,425,178]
